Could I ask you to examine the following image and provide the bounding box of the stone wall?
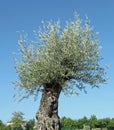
[102,128,108,130]
[62,126,108,130]
[83,125,90,130]
[92,128,101,130]
[83,125,108,130]
[92,128,107,130]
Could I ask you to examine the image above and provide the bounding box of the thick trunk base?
[35,84,61,130]
[35,116,60,130]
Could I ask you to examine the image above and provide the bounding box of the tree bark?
[35,83,62,130]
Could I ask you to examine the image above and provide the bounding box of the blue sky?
[0,0,114,123]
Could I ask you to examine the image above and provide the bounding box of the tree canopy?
[14,13,106,100]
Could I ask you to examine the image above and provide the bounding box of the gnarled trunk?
[36,83,62,130]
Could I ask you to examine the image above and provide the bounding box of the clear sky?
[0,0,114,123]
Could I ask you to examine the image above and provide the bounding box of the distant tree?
[61,117,78,130]
[97,118,110,128]
[89,115,98,128]
[9,111,25,130]
[80,116,89,126]
[75,117,88,129]
[107,118,114,130]
[27,119,35,130]
[0,120,11,130]
[0,120,5,129]
[0,120,3,126]
[14,13,106,130]
[77,119,84,129]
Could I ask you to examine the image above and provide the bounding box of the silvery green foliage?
[14,14,106,100]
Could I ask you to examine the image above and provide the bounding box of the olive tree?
[14,14,106,130]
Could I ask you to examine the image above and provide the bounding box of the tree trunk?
[35,83,62,130]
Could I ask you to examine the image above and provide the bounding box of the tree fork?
[36,83,62,130]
